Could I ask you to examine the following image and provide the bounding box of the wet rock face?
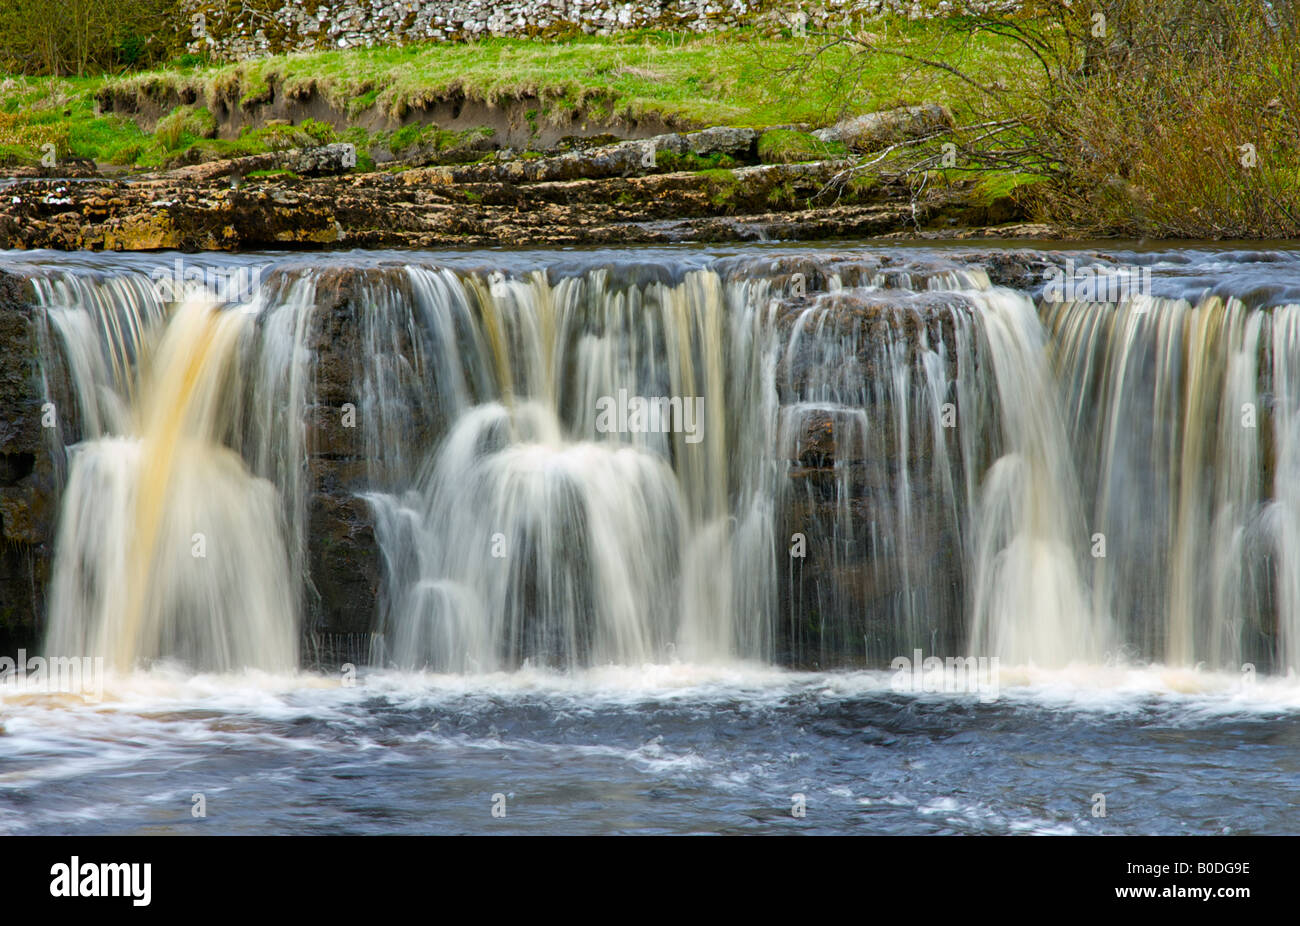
[767,286,974,667]
[0,271,59,654]
[299,271,384,653]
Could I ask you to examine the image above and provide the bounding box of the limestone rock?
[813,104,954,152]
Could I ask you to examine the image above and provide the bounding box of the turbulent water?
[4,243,1300,835]
[1,666,1296,835]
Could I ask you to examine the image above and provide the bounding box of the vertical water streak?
[964,286,1109,666]
[44,295,298,671]
[1045,292,1271,670]
[1265,304,1300,672]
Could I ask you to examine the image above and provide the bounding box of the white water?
[363,267,781,669]
[24,252,1300,676]
[38,277,315,672]
[965,286,1110,666]
[1045,290,1300,671]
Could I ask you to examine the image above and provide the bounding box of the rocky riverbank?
[0,121,1044,252]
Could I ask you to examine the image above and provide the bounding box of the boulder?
[813,104,954,152]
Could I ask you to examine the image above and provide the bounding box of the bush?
[802,0,1300,237]
[0,0,185,76]
[1036,1,1300,236]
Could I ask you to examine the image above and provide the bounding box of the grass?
[99,24,1006,127]
[0,23,1024,171]
[757,129,846,164]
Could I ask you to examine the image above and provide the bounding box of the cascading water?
[963,285,1110,667]
[24,249,1300,676]
[362,267,778,669]
[35,272,315,672]
[1046,285,1300,672]
[11,247,1300,841]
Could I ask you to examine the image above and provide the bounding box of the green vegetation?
[655,150,739,172]
[757,129,846,164]
[797,0,1300,237]
[0,22,1011,173]
[0,0,181,75]
[699,168,743,211]
[1035,2,1300,237]
[154,104,216,148]
[0,4,1292,238]
[99,24,1007,127]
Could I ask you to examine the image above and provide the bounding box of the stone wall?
[183,0,1019,60]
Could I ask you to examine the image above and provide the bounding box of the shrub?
[0,0,185,76]
[794,0,1300,237]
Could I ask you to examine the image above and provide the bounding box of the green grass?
[0,23,1024,172]
[757,129,846,164]
[112,24,1012,126]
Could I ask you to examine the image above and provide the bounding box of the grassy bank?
[0,22,1019,170]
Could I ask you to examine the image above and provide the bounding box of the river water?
[1,242,1298,835]
[2,665,1297,835]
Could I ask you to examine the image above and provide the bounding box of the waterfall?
[964,285,1109,666]
[1046,289,1299,672]
[361,267,778,669]
[37,273,315,672]
[25,250,1300,676]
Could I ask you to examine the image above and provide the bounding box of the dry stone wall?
[182,0,1018,60]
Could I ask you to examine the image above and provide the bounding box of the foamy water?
[2,663,1296,835]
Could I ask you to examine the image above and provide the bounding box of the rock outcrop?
[0,271,59,654]
[813,103,955,151]
[0,148,1034,252]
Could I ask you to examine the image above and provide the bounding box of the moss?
[698,167,742,209]
[655,150,737,172]
[766,179,798,208]
[757,129,845,164]
[154,104,218,150]
[845,171,880,197]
